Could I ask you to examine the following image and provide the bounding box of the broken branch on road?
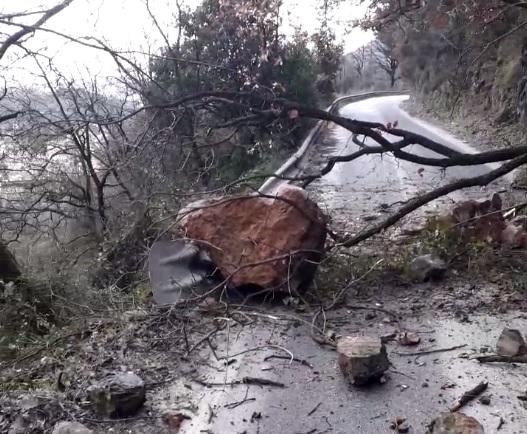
[450,381,489,412]
[476,354,527,363]
[263,354,314,368]
[395,344,467,357]
[194,376,286,388]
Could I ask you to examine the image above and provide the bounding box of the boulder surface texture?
[180,185,327,290]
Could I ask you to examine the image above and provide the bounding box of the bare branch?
[0,0,75,61]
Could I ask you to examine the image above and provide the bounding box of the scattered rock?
[390,417,410,433]
[443,193,527,249]
[454,309,470,323]
[52,422,94,434]
[5,396,66,434]
[397,331,421,346]
[409,255,447,282]
[87,372,146,417]
[180,184,327,291]
[496,328,527,357]
[337,336,390,386]
[479,395,491,406]
[398,422,411,433]
[426,412,484,434]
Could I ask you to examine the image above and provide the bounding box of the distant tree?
[144,0,342,188]
[311,28,344,98]
[350,45,367,78]
[372,39,399,88]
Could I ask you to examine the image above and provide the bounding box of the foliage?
[146,0,342,190]
[359,0,527,118]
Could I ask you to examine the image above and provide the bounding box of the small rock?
[454,309,470,323]
[478,395,491,406]
[87,372,146,417]
[398,422,411,433]
[397,331,421,346]
[496,328,527,357]
[337,336,390,386]
[52,422,94,434]
[409,255,447,282]
[365,312,376,320]
[426,412,484,434]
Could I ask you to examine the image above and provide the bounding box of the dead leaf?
[162,412,191,432]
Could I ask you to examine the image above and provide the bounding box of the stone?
[426,412,484,434]
[337,336,390,386]
[496,328,527,357]
[87,372,145,417]
[179,184,327,291]
[52,422,94,434]
[409,255,447,282]
[397,422,411,433]
[478,395,491,406]
[397,331,421,346]
[449,194,506,245]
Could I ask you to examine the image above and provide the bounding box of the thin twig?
[395,344,467,356]
[194,376,285,388]
[186,325,225,356]
[263,354,313,368]
[307,402,322,416]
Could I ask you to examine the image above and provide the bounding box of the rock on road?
[171,95,526,434]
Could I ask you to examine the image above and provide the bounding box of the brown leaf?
[162,412,191,432]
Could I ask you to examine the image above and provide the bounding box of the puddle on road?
[164,309,527,434]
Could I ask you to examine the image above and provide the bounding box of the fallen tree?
[108,89,527,248]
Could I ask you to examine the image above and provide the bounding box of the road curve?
[311,94,509,232]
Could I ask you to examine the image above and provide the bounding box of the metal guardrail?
[258,90,408,194]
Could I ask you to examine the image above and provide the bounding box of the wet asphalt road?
[174,96,527,434]
[177,310,527,434]
[311,95,510,232]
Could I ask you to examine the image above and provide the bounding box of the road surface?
[174,95,527,434]
[310,94,510,232]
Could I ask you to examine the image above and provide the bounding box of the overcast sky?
[2,0,373,81]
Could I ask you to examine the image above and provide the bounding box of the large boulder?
[180,185,326,291]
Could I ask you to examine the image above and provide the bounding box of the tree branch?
[0,0,75,61]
